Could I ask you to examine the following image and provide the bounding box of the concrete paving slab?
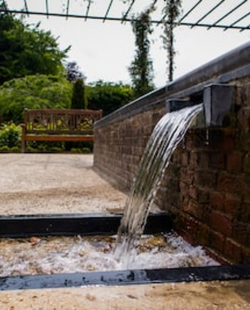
[0,280,250,309]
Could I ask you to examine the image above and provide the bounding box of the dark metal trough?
[0,212,171,238]
[0,212,250,291]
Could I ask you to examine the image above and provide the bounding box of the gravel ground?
[1,280,250,309]
[0,154,127,215]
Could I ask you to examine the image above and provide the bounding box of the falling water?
[115,103,203,260]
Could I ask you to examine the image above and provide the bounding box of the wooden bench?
[21,109,103,152]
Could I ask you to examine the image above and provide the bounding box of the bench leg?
[21,125,27,153]
[21,139,26,153]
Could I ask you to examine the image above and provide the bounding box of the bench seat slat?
[27,130,93,135]
[24,135,94,142]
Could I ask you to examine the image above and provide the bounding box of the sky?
[5,0,250,88]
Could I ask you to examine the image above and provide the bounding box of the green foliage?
[71,78,88,109]
[25,140,92,153]
[26,141,65,153]
[87,80,133,116]
[50,146,64,153]
[0,2,70,85]
[70,147,91,154]
[129,7,155,98]
[10,146,20,153]
[0,122,21,148]
[161,0,182,82]
[0,146,9,153]
[0,74,72,123]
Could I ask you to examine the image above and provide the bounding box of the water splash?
[0,233,218,277]
[115,104,203,260]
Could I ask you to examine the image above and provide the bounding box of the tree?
[128,8,155,98]
[87,80,133,116]
[162,0,182,82]
[0,75,72,123]
[71,78,88,109]
[0,1,70,85]
[66,62,84,82]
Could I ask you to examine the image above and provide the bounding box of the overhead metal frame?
[1,0,250,31]
[190,0,226,28]
[206,0,247,29]
[103,0,114,22]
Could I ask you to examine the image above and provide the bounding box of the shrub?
[10,146,21,153]
[71,78,88,109]
[0,122,21,148]
[50,146,64,153]
[0,146,9,153]
[81,147,91,154]
[70,148,80,153]
[0,75,72,123]
[27,141,65,153]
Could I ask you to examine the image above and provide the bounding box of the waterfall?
[114,103,203,260]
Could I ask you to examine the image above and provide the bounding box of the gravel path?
[0,154,127,215]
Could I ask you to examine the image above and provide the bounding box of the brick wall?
[94,46,250,264]
[159,80,250,264]
[94,89,166,192]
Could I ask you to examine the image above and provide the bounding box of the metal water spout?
[203,83,235,127]
[165,83,235,128]
[165,99,205,130]
[165,99,198,113]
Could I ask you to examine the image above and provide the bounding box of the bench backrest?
[24,109,103,135]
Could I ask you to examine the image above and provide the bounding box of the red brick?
[226,152,243,173]
[224,238,243,263]
[209,230,225,254]
[189,151,198,168]
[208,151,226,169]
[179,181,189,196]
[172,150,181,164]
[182,199,202,219]
[180,167,194,185]
[237,106,250,131]
[243,152,250,174]
[195,170,217,188]
[206,248,230,265]
[177,229,195,246]
[233,221,249,246]
[221,129,237,150]
[224,194,241,218]
[242,247,250,264]
[166,164,180,180]
[217,172,250,198]
[181,151,189,166]
[197,152,210,168]
[245,226,250,248]
[196,188,210,204]
[210,191,225,211]
[240,201,250,223]
[176,213,199,245]
[189,186,197,200]
[210,210,233,237]
[184,132,197,149]
[209,129,236,151]
[196,224,210,246]
[185,216,199,236]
